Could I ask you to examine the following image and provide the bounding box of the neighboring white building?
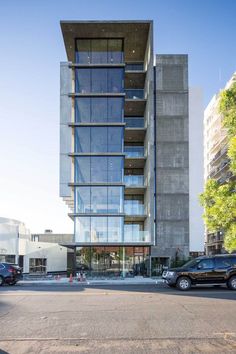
[0,217,67,274]
[189,87,205,253]
[204,73,236,254]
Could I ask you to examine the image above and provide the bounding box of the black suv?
[0,263,22,286]
[162,254,236,291]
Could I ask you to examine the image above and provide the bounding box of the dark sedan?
[0,262,22,286]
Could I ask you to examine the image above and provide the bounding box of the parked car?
[162,254,236,291]
[0,262,22,286]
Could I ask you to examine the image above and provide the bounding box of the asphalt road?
[0,283,236,354]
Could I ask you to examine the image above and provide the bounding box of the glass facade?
[75,246,150,277]
[75,186,124,213]
[75,39,123,64]
[75,68,124,93]
[74,156,124,183]
[75,97,124,123]
[75,217,124,243]
[74,126,123,153]
[72,37,149,254]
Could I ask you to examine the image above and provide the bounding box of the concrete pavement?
[0,284,236,353]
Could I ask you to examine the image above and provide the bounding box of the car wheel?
[227,276,236,290]
[176,276,191,291]
[0,276,4,286]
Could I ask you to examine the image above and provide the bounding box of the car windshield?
[182,259,201,268]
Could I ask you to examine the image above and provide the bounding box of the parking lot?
[0,283,236,353]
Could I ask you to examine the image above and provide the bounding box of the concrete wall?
[189,87,204,252]
[153,55,189,260]
[143,22,155,243]
[60,62,73,199]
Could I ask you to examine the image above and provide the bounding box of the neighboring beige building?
[0,217,67,274]
[204,73,236,254]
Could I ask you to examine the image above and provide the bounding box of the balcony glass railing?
[124,146,144,157]
[124,117,144,128]
[124,204,145,215]
[125,63,144,71]
[124,175,144,186]
[125,89,144,99]
[124,230,149,242]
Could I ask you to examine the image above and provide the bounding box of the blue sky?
[0,0,235,233]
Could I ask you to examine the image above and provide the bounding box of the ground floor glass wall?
[75,246,150,277]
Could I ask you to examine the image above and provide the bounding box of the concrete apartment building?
[60,20,204,277]
[204,73,236,254]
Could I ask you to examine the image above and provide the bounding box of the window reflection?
[75,68,124,93]
[75,39,123,64]
[75,97,123,123]
[75,217,124,243]
[74,156,124,183]
[74,127,123,153]
[75,186,124,214]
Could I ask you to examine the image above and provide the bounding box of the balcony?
[124,146,144,158]
[125,63,144,71]
[124,175,144,186]
[124,117,144,128]
[124,117,146,143]
[125,89,144,99]
[124,230,149,243]
[124,203,145,215]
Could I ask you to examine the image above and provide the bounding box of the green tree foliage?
[200,80,236,252]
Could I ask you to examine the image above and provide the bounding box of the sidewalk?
[18,276,164,286]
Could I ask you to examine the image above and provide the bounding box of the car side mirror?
[197,264,202,270]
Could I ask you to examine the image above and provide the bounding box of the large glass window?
[91,217,108,242]
[75,68,124,93]
[108,217,123,242]
[108,187,123,213]
[108,127,123,152]
[75,97,123,123]
[74,156,124,183]
[74,127,90,153]
[75,216,124,243]
[75,217,90,242]
[75,186,123,214]
[91,127,108,152]
[91,187,107,213]
[75,156,90,183]
[74,127,123,153]
[75,39,123,64]
[76,186,90,213]
[91,157,108,183]
[108,156,123,183]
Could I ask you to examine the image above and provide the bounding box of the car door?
[191,259,215,283]
[212,257,232,282]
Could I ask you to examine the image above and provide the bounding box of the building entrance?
[75,246,150,278]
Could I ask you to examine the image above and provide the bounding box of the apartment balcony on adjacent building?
[209,158,230,179]
[206,231,224,255]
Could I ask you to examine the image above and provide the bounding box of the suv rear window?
[230,256,236,267]
[215,257,232,268]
